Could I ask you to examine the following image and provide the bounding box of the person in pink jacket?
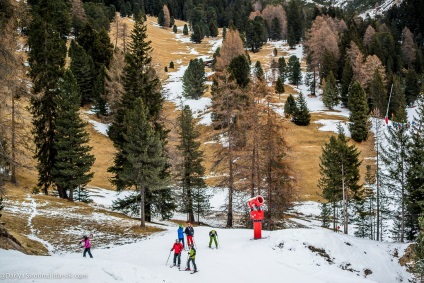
[80,234,93,258]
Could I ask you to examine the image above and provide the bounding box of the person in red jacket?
[171,239,184,268]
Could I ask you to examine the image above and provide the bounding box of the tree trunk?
[140,185,145,227]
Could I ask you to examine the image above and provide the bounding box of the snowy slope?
[0,225,411,283]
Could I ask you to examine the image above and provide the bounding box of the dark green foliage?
[270,17,282,40]
[414,217,424,277]
[254,61,264,82]
[284,94,297,118]
[177,106,208,223]
[348,81,369,142]
[228,54,250,88]
[389,75,407,120]
[117,98,167,225]
[158,9,165,27]
[320,202,331,228]
[169,61,174,68]
[405,68,420,106]
[83,2,111,32]
[120,3,127,17]
[182,58,205,99]
[369,70,387,116]
[292,93,310,126]
[321,49,338,83]
[164,66,168,72]
[93,65,108,116]
[51,71,94,201]
[209,19,218,37]
[183,24,188,35]
[322,71,338,110]
[246,17,267,53]
[133,3,141,19]
[125,1,132,17]
[405,98,424,240]
[108,15,163,192]
[275,76,285,97]
[278,56,286,82]
[28,0,69,195]
[341,59,353,107]
[191,24,204,43]
[212,47,220,70]
[69,41,95,105]
[287,0,303,45]
[173,24,177,33]
[319,129,362,231]
[287,55,302,86]
[222,26,226,38]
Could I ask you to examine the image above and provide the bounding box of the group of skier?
[170,223,219,274]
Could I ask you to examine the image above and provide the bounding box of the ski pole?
[166,250,172,266]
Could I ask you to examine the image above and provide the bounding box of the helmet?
[175,239,179,243]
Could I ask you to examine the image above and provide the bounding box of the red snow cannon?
[247,195,264,239]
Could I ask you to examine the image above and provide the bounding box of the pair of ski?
[171,266,198,274]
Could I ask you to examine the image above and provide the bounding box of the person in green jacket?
[209,229,218,249]
[185,245,197,273]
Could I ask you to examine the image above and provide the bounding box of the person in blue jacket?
[177,224,185,249]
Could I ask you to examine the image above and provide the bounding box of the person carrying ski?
[177,224,185,248]
[185,244,197,273]
[80,234,93,258]
[171,239,184,268]
[209,229,218,249]
[184,223,194,247]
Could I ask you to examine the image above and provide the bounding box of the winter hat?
[179,224,183,228]
[175,239,179,243]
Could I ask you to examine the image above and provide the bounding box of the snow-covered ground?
[0,222,411,282]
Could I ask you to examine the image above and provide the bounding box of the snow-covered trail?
[26,195,55,253]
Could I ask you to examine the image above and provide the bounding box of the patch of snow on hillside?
[88,120,109,136]
[315,119,350,137]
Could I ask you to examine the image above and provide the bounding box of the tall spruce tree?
[254,61,265,82]
[348,81,369,142]
[319,127,362,233]
[108,15,170,222]
[275,76,285,98]
[177,105,208,223]
[191,24,203,43]
[405,97,424,240]
[322,71,339,110]
[120,98,167,227]
[284,94,297,118]
[182,58,206,99]
[287,55,302,86]
[380,88,408,242]
[341,59,353,107]
[51,71,95,201]
[278,56,286,82]
[28,0,69,195]
[369,70,387,116]
[292,93,311,126]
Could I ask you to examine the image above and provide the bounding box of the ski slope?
[0,224,411,283]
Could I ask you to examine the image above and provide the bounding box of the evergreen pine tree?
[173,24,177,33]
[254,61,265,82]
[270,17,282,40]
[158,9,165,27]
[320,202,331,228]
[228,55,250,88]
[93,65,108,117]
[183,24,188,35]
[191,24,203,43]
[319,127,362,233]
[287,26,296,49]
[177,105,208,223]
[348,81,369,142]
[275,76,285,98]
[69,42,95,105]
[278,56,286,82]
[322,71,339,110]
[28,0,69,195]
[222,26,227,39]
[369,70,387,116]
[414,217,424,278]
[170,61,174,69]
[292,93,310,126]
[380,87,408,242]
[120,98,167,227]
[108,15,170,222]
[287,55,301,86]
[287,0,302,44]
[405,68,420,106]
[209,19,218,37]
[284,94,297,118]
[405,97,424,240]
[182,58,206,99]
[341,59,353,107]
[51,70,95,202]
